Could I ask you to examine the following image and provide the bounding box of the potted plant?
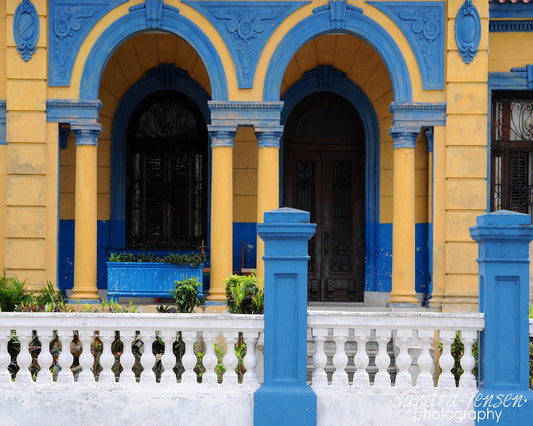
[106,252,205,301]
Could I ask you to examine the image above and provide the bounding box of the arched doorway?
[125,90,208,250]
[283,92,365,302]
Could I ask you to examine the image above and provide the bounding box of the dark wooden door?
[283,93,365,302]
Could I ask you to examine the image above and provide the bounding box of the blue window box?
[107,262,203,301]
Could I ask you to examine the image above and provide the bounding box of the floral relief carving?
[184,1,309,89]
[368,2,444,90]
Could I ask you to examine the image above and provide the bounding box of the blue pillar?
[254,208,317,426]
[470,211,533,425]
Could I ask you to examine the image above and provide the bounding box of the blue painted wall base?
[254,386,317,426]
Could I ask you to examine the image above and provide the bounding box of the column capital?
[71,122,102,146]
[208,128,236,148]
[256,127,283,148]
[389,126,420,149]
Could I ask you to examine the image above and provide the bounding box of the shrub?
[0,273,32,312]
[108,252,205,267]
[171,277,202,313]
[224,274,264,314]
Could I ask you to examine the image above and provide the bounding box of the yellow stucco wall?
[5,0,53,289]
[489,32,533,72]
[439,0,489,312]
[0,0,504,309]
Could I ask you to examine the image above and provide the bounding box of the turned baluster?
[98,330,116,384]
[352,328,370,387]
[438,330,456,387]
[160,330,177,385]
[57,329,74,383]
[416,329,435,387]
[222,331,239,385]
[36,329,54,383]
[394,329,412,387]
[331,327,349,386]
[374,329,391,387]
[77,330,95,384]
[459,330,477,388]
[118,329,137,384]
[242,331,259,385]
[311,328,328,386]
[181,331,198,384]
[201,331,219,385]
[0,330,13,383]
[15,329,33,384]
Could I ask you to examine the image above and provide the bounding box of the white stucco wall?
[0,383,257,426]
[315,387,478,426]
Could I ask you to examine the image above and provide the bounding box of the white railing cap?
[308,311,484,331]
[0,312,264,332]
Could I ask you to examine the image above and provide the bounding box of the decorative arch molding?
[110,65,211,248]
[80,6,228,101]
[263,6,413,102]
[281,66,381,291]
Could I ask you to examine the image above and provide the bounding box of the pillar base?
[206,290,226,303]
[254,385,316,426]
[388,294,419,305]
[69,290,100,300]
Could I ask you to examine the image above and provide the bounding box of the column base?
[388,294,419,305]
[254,384,316,426]
[206,290,226,303]
[70,290,100,300]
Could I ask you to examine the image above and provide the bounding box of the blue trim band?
[390,102,447,127]
[490,19,533,32]
[264,7,413,102]
[46,99,103,123]
[490,2,533,19]
[80,7,228,100]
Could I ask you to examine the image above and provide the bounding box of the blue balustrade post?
[470,211,533,425]
[254,208,317,426]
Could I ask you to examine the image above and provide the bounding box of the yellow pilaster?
[255,131,281,282]
[208,131,235,302]
[441,0,488,312]
[71,125,102,300]
[5,0,47,288]
[389,130,419,305]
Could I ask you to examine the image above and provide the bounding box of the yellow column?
[71,124,102,300]
[389,129,419,305]
[255,130,282,282]
[208,130,235,302]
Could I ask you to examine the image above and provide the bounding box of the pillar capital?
[208,128,236,148]
[389,126,420,149]
[71,122,102,146]
[255,127,283,148]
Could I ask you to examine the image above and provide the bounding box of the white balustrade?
[311,327,328,386]
[308,311,484,389]
[0,312,263,388]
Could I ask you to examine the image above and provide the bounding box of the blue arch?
[110,65,211,248]
[264,9,412,102]
[281,66,380,292]
[80,7,228,100]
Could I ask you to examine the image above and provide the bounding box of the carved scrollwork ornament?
[13,0,39,62]
[455,0,481,64]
